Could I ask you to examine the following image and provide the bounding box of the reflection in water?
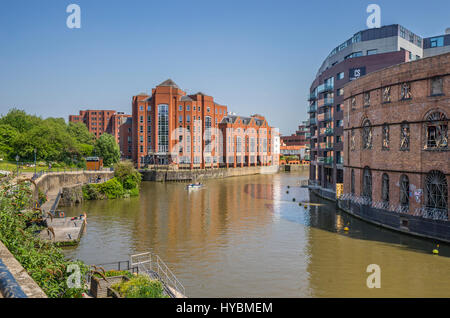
[63,171,450,297]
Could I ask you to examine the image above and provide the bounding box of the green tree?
[0,108,42,133]
[0,124,19,160]
[114,160,141,190]
[68,122,95,145]
[94,133,120,166]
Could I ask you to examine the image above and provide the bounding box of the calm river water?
[63,170,450,297]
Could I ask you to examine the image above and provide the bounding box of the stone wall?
[33,170,115,199]
[141,165,279,182]
[0,241,47,298]
[60,184,84,207]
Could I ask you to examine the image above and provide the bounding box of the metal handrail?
[130,252,185,297]
[339,193,449,221]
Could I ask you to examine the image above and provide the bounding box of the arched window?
[362,119,372,149]
[400,175,409,210]
[382,173,389,204]
[362,167,372,202]
[424,111,448,150]
[425,170,448,212]
[351,169,355,194]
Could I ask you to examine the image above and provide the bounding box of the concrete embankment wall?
[33,171,115,199]
[0,241,47,298]
[279,164,309,172]
[310,187,450,244]
[338,199,450,244]
[141,165,279,182]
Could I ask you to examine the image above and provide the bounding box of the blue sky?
[0,0,449,135]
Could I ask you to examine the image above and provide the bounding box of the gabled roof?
[157,79,179,88]
[180,96,193,102]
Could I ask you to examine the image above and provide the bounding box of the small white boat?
[186,183,203,190]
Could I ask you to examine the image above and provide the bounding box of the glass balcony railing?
[336,157,344,164]
[309,92,317,100]
[309,118,317,125]
[308,104,317,113]
[325,142,334,150]
[323,97,334,106]
[325,127,334,135]
[324,156,333,165]
[317,83,334,94]
[324,113,333,121]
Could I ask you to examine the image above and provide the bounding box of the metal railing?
[339,193,449,221]
[130,252,185,297]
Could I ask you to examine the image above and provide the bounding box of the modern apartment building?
[306,24,449,199]
[423,28,450,58]
[131,79,279,169]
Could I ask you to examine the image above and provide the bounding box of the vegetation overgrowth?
[0,175,88,297]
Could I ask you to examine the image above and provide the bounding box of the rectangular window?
[337,72,344,80]
[367,49,377,55]
[179,115,183,123]
[179,105,183,111]
[186,105,190,111]
[431,77,444,96]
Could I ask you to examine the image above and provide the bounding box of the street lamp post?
[34,148,37,176]
[15,155,19,176]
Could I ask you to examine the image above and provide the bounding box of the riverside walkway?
[31,170,114,245]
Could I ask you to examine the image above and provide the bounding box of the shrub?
[111,275,167,298]
[97,178,124,199]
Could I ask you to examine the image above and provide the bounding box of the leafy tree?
[0,108,41,133]
[114,160,141,190]
[94,133,120,166]
[0,124,19,160]
[68,122,95,145]
[0,109,98,166]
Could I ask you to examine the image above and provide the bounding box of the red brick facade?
[69,110,132,159]
[131,79,279,169]
[343,53,450,217]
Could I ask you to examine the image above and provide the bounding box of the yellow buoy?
[433,244,439,255]
[344,227,349,231]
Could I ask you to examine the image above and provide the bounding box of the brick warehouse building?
[308,24,424,199]
[343,52,449,219]
[132,79,279,169]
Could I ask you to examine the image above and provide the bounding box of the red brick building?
[343,52,449,218]
[69,110,132,159]
[69,110,118,139]
[131,79,279,168]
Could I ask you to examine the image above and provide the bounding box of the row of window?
[352,111,448,151]
[352,168,448,213]
[350,77,444,109]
